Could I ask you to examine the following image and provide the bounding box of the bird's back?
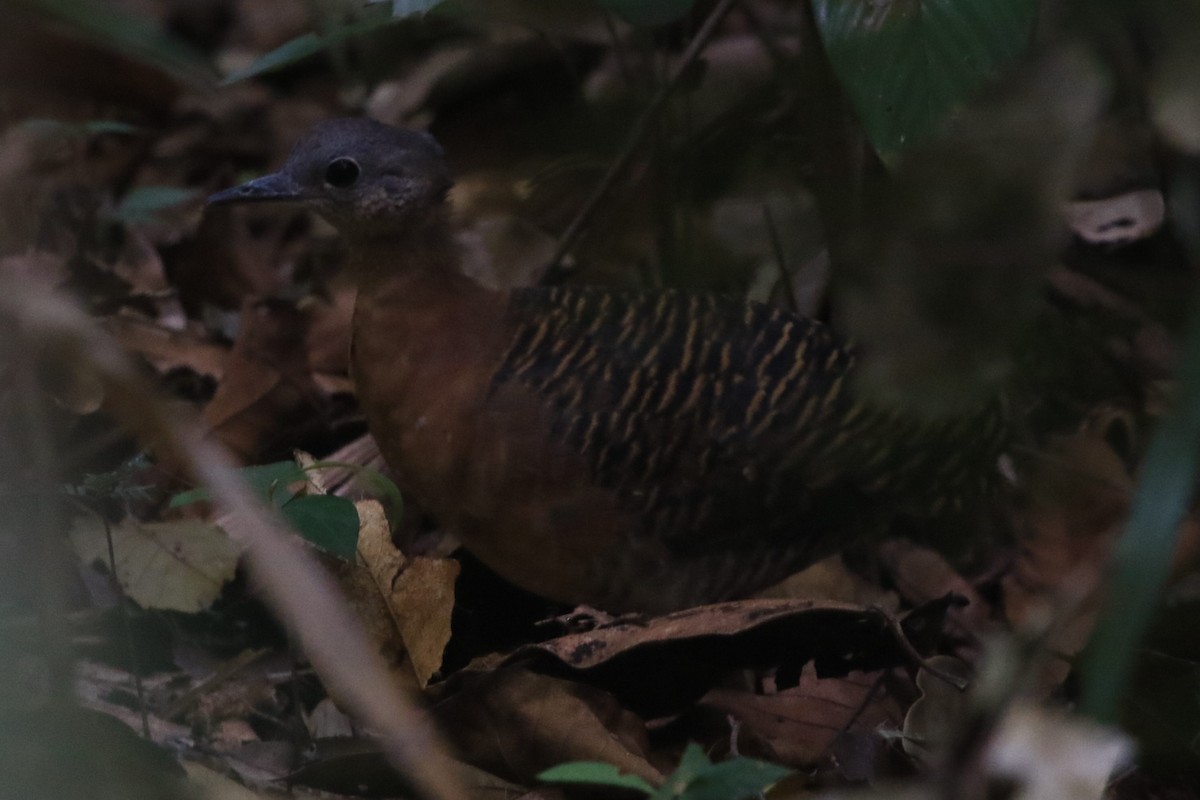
[484,286,1006,607]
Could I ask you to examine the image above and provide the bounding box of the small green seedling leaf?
[113,186,197,225]
[83,120,141,136]
[171,460,307,508]
[169,459,398,560]
[369,0,445,18]
[539,745,792,800]
[538,762,655,795]
[17,118,139,139]
[280,495,361,559]
[662,753,792,796]
[221,4,395,83]
[303,459,405,526]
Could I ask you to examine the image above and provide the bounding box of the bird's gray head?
[209,118,452,237]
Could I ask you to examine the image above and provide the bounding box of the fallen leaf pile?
[2,1,1199,799]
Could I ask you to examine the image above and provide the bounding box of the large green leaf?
[11,0,215,85]
[814,0,1038,156]
[280,495,361,560]
[221,3,396,84]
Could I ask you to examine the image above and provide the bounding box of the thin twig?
[162,648,268,721]
[101,512,152,738]
[599,5,635,88]
[762,203,799,313]
[546,0,742,275]
[871,605,970,691]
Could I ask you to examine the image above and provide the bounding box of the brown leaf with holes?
[878,539,998,661]
[510,597,958,719]
[701,665,906,771]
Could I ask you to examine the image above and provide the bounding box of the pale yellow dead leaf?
[69,516,240,612]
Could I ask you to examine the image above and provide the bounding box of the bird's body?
[211,118,1006,612]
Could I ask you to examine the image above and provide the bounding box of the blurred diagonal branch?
[0,278,465,800]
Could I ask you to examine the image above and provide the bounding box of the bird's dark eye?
[324,157,360,188]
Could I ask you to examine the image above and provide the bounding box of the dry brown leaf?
[172,204,305,310]
[702,665,905,770]
[757,555,899,608]
[357,499,459,688]
[435,667,660,788]
[1004,429,1129,652]
[202,299,320,462]
[104,313,228,379]
[513,597,958,719]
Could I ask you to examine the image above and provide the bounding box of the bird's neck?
[346,207,510,493]
[346,206,507,378]
[343,208,461,289]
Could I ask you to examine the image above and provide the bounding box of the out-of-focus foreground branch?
[0,275,466,800]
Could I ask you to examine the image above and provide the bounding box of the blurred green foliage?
[539,743,792,800]
[814,0,1038,157]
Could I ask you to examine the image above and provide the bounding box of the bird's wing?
[490,286,876,559]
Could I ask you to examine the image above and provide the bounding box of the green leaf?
[671,760,792,800]
[280,495,361,559]
[649,745,790,800]
[303,459,405,526]
[239,461,310,501]
[10,0,215,85]
[813,0,1038,156]
[368,0,446,18]
[17,118,139,139]
[171,461,307,508]
[221,4,396,84]
[538,748,790,800]
[601,0,695,27]
[538,762,655,795]
[83,120,140,136]
[113,186,197,225]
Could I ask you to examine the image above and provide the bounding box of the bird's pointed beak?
[208,172,305,205]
